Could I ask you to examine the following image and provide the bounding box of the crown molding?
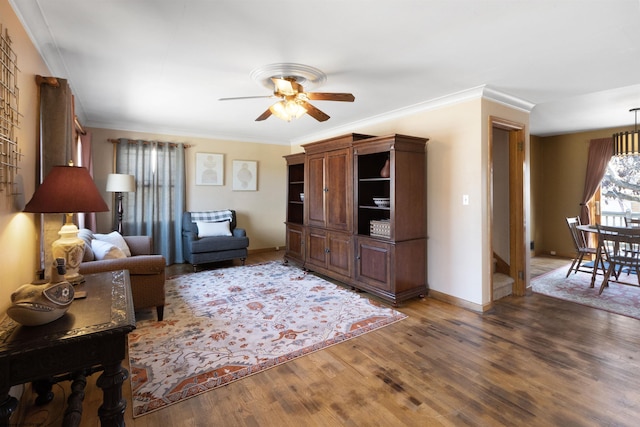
[292,86,534,145]
[88,84,534,147]
[481,86,535,113]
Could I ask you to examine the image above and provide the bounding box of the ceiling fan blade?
[301,102,330,122]
[307,92,355,102]
[219,95,274,101]
[255,108,272,121]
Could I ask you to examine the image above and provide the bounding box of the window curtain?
[115,139,186,264]
[37,77,76,272]
[580,137,613,225]
[38,77,75,176]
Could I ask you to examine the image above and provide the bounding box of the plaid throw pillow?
[190,210,233,222]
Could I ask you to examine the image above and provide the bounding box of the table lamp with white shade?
[106,173,136,234]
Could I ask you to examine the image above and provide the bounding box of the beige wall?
[336,97,529,307]
[0,1,51,313]
[530,126,633,258]
[88,128,291,251]
[530,134,543,257]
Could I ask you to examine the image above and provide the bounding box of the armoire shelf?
[284,153,306,263]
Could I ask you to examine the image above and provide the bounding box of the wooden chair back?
[595,224,640,278]
[566,216,588,251]
[624,217,640,227]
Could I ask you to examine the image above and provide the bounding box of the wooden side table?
[0,270,136,427]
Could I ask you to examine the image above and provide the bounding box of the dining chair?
[595,224,640,294]
[565,216,605,278]
[624,217,640,227]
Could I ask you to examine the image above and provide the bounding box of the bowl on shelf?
[299,193,305,202]
[372,197,390,207]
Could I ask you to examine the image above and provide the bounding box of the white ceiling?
[10,0,640,145]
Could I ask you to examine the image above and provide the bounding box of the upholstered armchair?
[78,231,166,321]
[182,210,249,271]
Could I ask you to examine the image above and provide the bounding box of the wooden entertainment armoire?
[284,133,428,305]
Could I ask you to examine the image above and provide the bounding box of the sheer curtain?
[580,137,613,225]
[77,130,98,231]
[115,139,186,264]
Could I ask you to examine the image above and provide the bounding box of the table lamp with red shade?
[23,164,109,284]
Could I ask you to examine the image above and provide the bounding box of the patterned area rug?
[531,264,640,320]
[128,261,407,417]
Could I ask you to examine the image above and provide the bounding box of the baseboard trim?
[428,289,493,313]
[247,247,282,255]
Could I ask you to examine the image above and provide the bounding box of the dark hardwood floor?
[530,254,572,278]
[13,252,640,426]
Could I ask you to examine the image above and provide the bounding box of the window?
[600,155,640,225]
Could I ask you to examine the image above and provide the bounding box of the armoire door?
[306,153,326,228]
[325,148,352,232]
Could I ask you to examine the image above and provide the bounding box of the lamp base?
[51,221,85,285]
[65,272,85,285]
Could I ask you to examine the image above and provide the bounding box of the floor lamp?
[24,165,109,284]
[106,173,136,234]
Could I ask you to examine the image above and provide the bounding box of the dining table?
[576,223,640,293]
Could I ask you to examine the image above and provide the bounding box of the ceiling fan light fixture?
[613,108,640,156]
[270,99,307,122]
[251,63,327,90]
[225,63,353,122]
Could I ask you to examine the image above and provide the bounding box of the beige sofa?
[78,232,166,321]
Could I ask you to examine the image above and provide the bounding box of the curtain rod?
[37,76,86,135]
[74,115,86,135]
[108,138,191,148]
[35,75,59,87]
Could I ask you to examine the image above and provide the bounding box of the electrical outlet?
[462,194,469,205]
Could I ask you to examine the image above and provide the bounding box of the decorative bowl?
[7,280,75,326]
[373,197,390,207]
[299,193,305,202]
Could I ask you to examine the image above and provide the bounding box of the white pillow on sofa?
[94,231,131,257]
[91,239,127,260]
[77,228,95,262]
[196,220,232,237]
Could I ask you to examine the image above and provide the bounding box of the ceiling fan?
[219,76,355,122]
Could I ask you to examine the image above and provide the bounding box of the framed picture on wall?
[232,160,257,191]
[195,153,224,186]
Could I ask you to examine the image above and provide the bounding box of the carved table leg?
[32,378,54,405]
[63,372,87,427]
[0,388,18,427]
[96,362,128,427]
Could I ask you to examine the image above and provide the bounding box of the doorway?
[490,117,527,298]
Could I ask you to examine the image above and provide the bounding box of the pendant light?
[613,108,640,156]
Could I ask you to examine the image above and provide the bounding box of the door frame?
[490,116,527,297]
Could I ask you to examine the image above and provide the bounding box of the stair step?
[493,272,514,300]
